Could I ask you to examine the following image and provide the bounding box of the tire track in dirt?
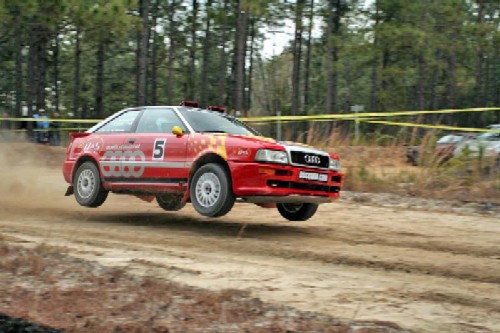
[297,222,500,259]
[1,205,499,285]
[2,223,500,333]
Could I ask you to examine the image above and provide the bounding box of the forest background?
[0,0,499,137]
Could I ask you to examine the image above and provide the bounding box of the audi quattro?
[63,106,343,221]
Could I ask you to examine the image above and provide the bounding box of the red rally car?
[63,106,343,221]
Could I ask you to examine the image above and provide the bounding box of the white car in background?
[454,124,500,161]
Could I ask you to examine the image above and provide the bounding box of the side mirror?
[172,126,184,137]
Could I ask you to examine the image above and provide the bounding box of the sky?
[260,18,323,58]
[259,0,374,58]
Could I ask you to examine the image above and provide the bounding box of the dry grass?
[295,124,499,202]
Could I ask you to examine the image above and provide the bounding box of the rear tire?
[156,194,185,211]
[73,161,108,207]
[277,203,318,221]
[190,163,235,217]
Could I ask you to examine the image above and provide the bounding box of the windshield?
[436,135,463,144]
[178,108,258,136]
[476,132,500,141]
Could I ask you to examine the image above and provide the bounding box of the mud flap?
[181,190,190,204]
[64,185,74,196]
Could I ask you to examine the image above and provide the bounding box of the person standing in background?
[33,109,49,143]
[50,112,61,146]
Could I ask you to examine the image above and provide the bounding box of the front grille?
[290,151,329,169]
[267,180,340,193]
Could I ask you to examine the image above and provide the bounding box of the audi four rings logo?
[304,154,321,164]
[100,150,146,177]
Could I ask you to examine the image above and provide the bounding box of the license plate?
[299,171,328,182]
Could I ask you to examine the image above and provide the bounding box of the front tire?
[277,203,318,221]
[190,163,235,217]
[156,194,185,211]
[73,161,108,208]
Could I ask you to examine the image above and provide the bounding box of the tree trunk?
[53,32,60,114]
[326,0,340,115]
[429,50,440,111]
[200,0,213,107]
[303,0,314,114]
[27,30,37,120]
[94,38,105,118]
[369,0,379,112]
[149,0,159,105]
[188,0,198,100]
[36,30,48,113]
[217,0,229,106]
[378,47,391,113]
[416,53,426,110]
[494,42,500,108]
[292,0,305,119]
[246,18,256,113]
[73,27,81,118]
[166,1,177,105]
[474,0,485,110]
[446,48,457,109]
[14,17,23,118]
[233,1,249,115]
[137,0,150,106]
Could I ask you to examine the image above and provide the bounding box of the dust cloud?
[0,142,68,212]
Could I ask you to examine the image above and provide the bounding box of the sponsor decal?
[188,134,227,159]
[83,141,102,153]
[236,148,250,156]
[75,136,104,155]
[105,144,141,150]
[100,150,146,178]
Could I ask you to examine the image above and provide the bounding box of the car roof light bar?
[207,105,225,113]
[179,100,199,108]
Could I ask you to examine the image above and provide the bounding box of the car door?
[92,109,142,182]
[127,107,189,187]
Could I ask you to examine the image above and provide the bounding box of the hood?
[225,134,338,159]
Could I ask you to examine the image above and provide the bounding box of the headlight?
[255,149,289,164]
[329,158,341,171]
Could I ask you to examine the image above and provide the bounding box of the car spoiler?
[69,132,91,139]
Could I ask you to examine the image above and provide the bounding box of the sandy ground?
[0,143,499,332]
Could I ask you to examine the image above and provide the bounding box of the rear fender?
[72,154,101,183]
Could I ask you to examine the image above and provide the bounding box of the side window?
[135,108,186,133]
[95,110,140,133]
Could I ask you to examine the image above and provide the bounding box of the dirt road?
[1,143,499,332]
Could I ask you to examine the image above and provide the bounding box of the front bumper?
[229,161,343,202]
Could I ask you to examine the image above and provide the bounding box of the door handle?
[128,138,136,144]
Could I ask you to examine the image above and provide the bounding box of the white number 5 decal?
[153,138,166,160]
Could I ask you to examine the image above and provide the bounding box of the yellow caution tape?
[0,117,100,123]
[1,107,498,133]
[1,106,498,124]
[360,120,500,133]
[240,107,500,122]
